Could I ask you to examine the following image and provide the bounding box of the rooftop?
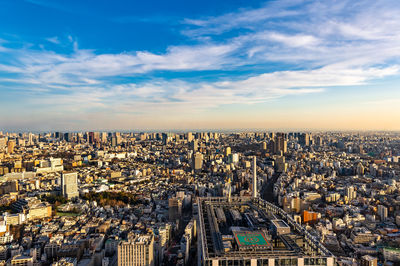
[197,197,334,261]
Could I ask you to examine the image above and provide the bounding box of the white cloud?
[2,0,400,130]
[0,42,237,87]
[24,65,396,117]
[45,36,60,44]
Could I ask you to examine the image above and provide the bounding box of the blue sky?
[1,0,400,131]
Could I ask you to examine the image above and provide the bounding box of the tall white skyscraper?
[61,172,79,199]
[253,156,257,198]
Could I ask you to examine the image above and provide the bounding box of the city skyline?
[1,0,400,131]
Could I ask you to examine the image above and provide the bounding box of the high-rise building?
[0,137,7,150]
[101,132,108,143]
[275,156,287,173]
[189,140,198,151]
[27,133,33,146]
[252,156,257,198]
[159,224,172,248]
[225,147,231,157]
[274,133,287,155]
[346,186,356,202]
[118,233,154,266]
[61,172,79,199]
[299,133,310,147]
[111,136,117,147]
[7,140,16,154]
[378,205,388,221]
[356,162,364,176]
[63,133,73,142]
[192,152,203,172]
[187,132,194,142]
[169,197,182,222]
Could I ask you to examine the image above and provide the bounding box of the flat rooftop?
[271,219,290,228]
[197,197,334,262]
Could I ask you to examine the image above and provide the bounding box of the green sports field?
[234,231,270,247]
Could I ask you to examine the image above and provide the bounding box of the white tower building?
[253,156,257,198]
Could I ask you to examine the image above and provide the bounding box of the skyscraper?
[225,147,231,157]
[192,152,203,172]
[346,186,356,202]
[187,132,194,142]
[7,140,16,154]
[299,133,310,147]
[253,156,257,198]
[378,205,388,221]
[189,140,198,151]
[274,133,287,155]
[61,172,79,199]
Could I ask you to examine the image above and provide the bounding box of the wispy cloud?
[45,36,60,44]
[2,0,400,130]
[0,42,238,87]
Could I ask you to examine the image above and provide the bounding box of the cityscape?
[1,0,400,266]
[0,131,399,265]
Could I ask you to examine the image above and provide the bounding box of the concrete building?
[197,197,335,266]
[252,156,257,198]
[61,172,79,199]
[192,152,203,172]
[118,233,154,266]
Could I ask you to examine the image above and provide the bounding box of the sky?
[1,0,400,132]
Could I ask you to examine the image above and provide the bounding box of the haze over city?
[1,0,400,131]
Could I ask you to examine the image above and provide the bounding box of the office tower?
[189,140,198,151]
[101,132,108,143]
[299,133,310,147]
[118,233,154,266]
[169,197,182,222]
[346,186,356,202]
[162,133,173,145]
[159,224,172,248]
[88,132,95,144]
[111,136,117,147]
[63,133,73,142]
[0,137,7,150]
[252,156,257,198]
[61,172,79,199]
[27,133,33,146]
[55,132,62,140]
[315,136,323,146]
[268,140,275,154]
[274,133,287,155]
[275,156,287,173]
[225,147,231,157]
[192,152,203,172]
[378,205,388,221]
[356,162,364,176]
[7,140,16,154]
[187,132,194,142]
